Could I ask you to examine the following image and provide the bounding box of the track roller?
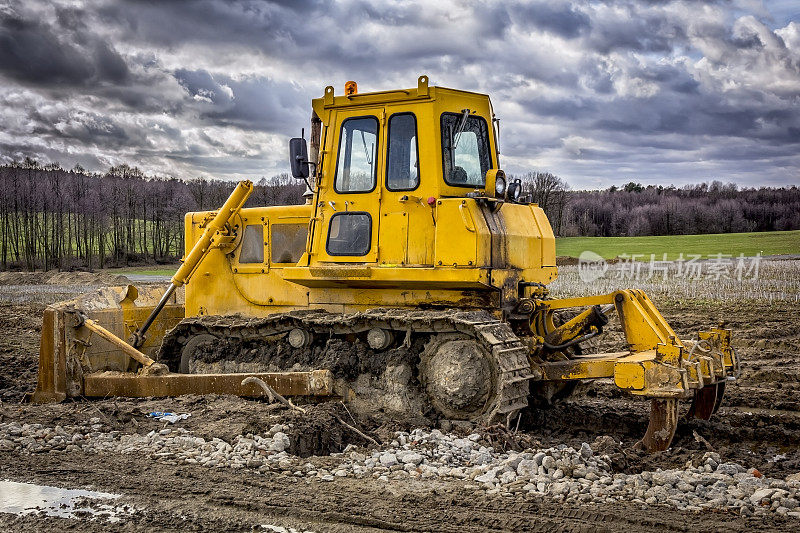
[287,328,314,348]
[366,328,393,350]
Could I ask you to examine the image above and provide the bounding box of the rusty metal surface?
[83,369,335,398]
[29,284,186,403]
[28,309,66,403]
[80,316,156,367]
[537,352,627,381]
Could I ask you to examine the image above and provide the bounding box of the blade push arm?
[130,180,254,348]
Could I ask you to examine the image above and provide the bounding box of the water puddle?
[0,480,132,522]
[261,525,315,533]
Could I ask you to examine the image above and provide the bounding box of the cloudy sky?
[0,0,798,189]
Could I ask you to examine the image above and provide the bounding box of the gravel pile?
[2,421,799,518]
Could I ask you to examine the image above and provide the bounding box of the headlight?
[507,179,522,202]
[495,175,506,197]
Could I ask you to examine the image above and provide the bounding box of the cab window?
[327,212,371,256]
[271,223,307,264]
[334,116,378,193]
[441,112,491,187]
[238,224,264,263]
[386,113,419,191]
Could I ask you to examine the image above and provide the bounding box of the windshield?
[335,116,378,193]
[441,112,491,187]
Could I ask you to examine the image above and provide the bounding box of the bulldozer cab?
[299,76,503,269]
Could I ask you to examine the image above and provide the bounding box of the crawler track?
[158,308,532,425]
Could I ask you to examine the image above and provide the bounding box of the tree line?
[514,172,800,237]
[0,159,305,271]
[0,161,796,271]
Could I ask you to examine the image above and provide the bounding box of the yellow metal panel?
[282,265,491,289]
[538,354,622,381]
[434,199,480,267]
[616,291,670,351]
[407,210,435,265]
[529,205,556,267]
[378,211,408,264]
[614,358,648,390]
[494,203,556,275]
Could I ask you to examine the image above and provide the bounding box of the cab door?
[313,107,383,263]
[377,105,435,266]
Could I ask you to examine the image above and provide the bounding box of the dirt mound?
[0,271,130,286]
[556,255,578,265]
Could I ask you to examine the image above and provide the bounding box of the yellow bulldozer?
[30,76,737,452]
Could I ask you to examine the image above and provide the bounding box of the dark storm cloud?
[515,1,590,38]
[174,69,309,133]
[0,5,129,85]
[0,0,797,187]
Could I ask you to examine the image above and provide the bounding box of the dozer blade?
[29,283,337,403]
[83,370,334,398]
[29,284,185,403]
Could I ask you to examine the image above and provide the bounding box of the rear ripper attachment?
[525,289,738,451]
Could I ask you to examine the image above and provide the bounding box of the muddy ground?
[0,278,799,531]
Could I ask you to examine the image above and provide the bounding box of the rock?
[541,455,556,472]
[517,459,538,478]
[786,473,800,483]
[350,452,366,462]
[499,471,517,484]
[272,432,290,450]
[475,470,498,484]
[750,488,776,506]
[716,463,739,476]
[401,452,424,466]
[379,452,398,467]
[502,454,523,470]
[579,442,592,459]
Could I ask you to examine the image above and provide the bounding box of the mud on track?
[1,282,799,531]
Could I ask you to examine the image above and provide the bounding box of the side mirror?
[289,138,309,179]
